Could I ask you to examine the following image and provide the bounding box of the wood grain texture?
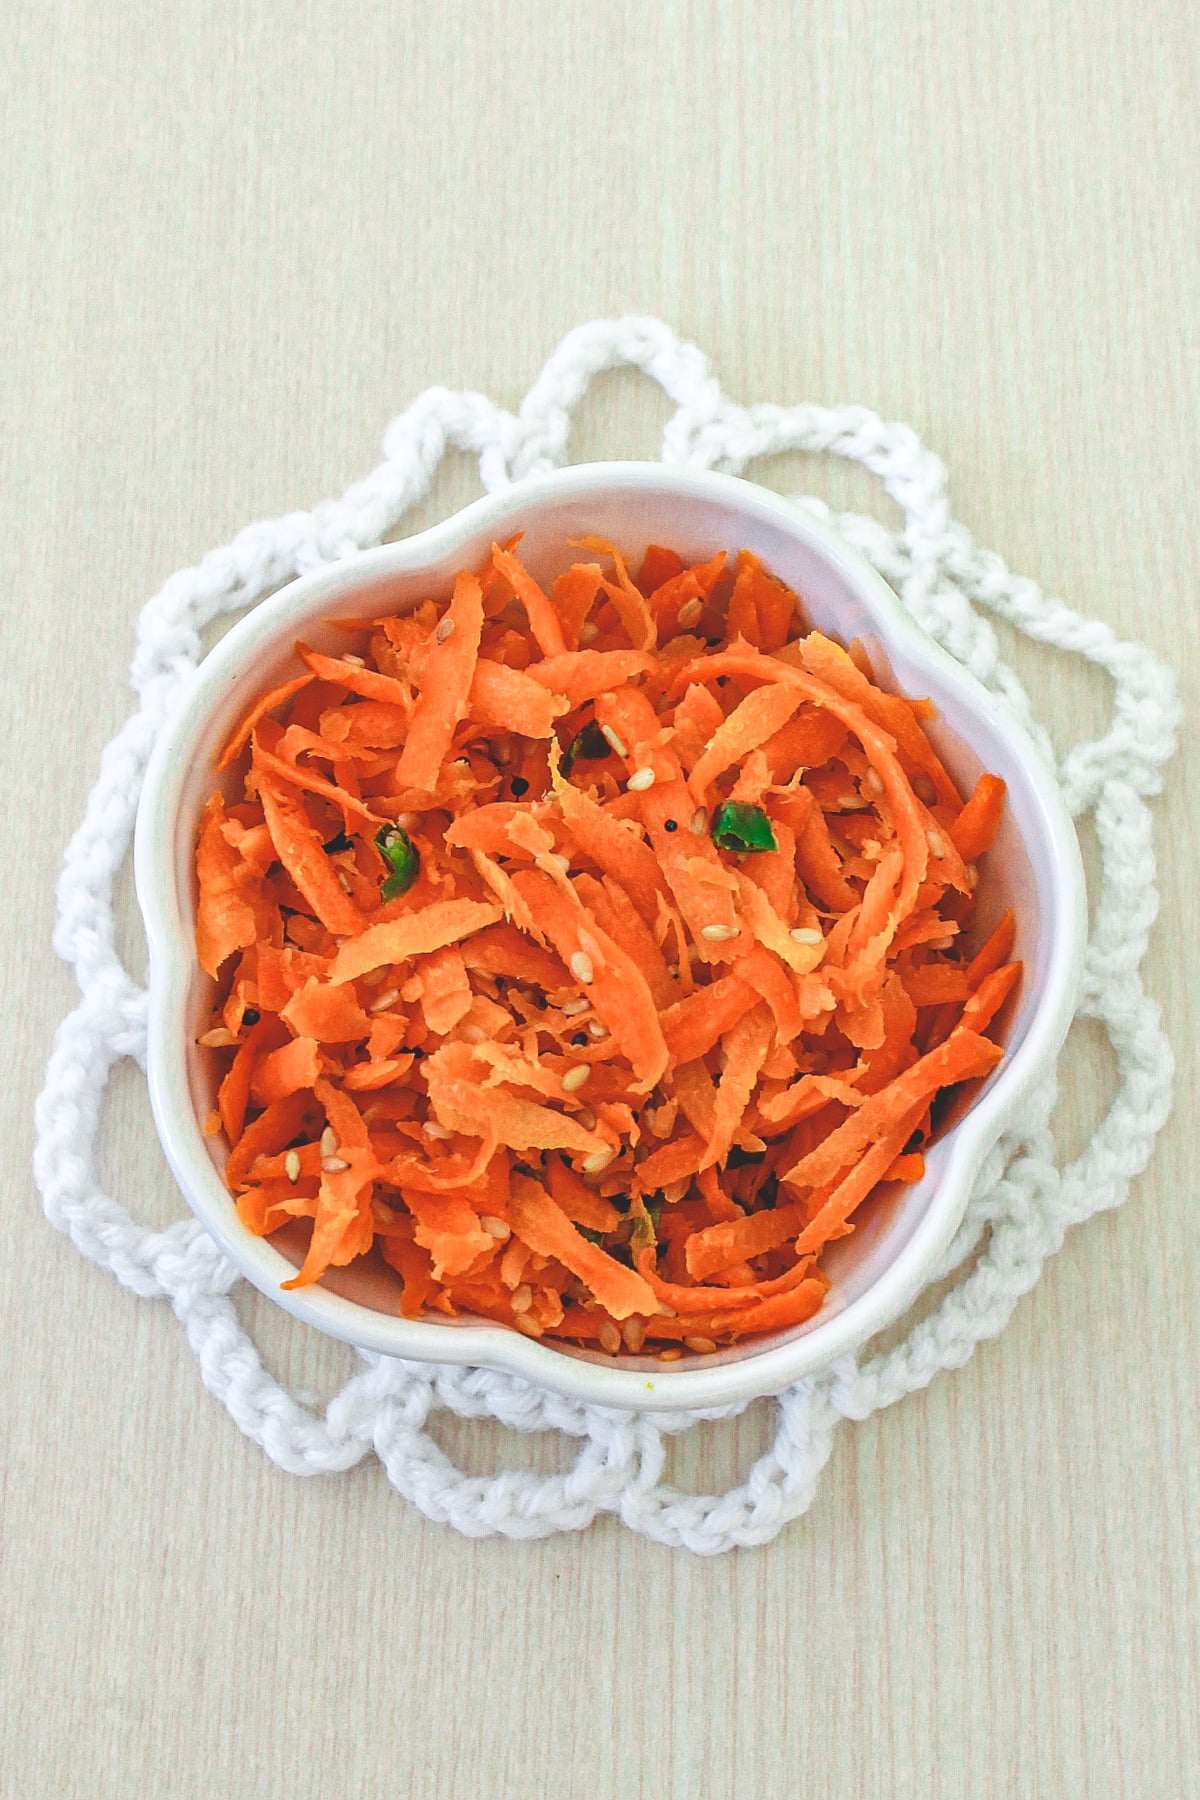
[1,2,1197,1795]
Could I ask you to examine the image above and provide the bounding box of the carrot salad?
[195,536,1018,1358]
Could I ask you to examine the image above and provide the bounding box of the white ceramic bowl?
[136,463,1085,1411]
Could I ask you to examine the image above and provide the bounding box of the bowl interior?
[147,470,1068,1402]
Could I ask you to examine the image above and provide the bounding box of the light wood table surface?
[3,4,1197,1796]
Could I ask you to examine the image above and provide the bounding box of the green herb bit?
[562,719,612,775]
[710,800,779,855]
[374,823,420,901]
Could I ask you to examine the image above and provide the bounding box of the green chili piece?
[562,719,612,775]
[710,800,779,854]
[374,823,420,901]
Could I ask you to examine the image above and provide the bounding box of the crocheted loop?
[33,319,1180,1550]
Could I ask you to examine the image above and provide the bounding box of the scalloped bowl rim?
[135,463,1085,1413]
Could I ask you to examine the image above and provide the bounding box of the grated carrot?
[195,535,1018,1353]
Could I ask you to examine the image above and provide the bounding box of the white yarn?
[33,317,1180,1553]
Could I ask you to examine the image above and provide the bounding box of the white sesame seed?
[336,870,353,894]
[965,862,979,889]
[561,1064,591,1093]
[588,1020,608,1039]
[659,1348,683,1362]
[369,987,400,1013]
[423,1120,451,1139]
[685,1336,717,1355]
[622,1317,647,1353]
[342,653,365,667]
[435,616,455,643]
[926,829,946,859]
[582,1149,614,1174]
[197,1027,237,1048]
[598,1320,622,1355]
[600,724,628,758]
[575,1107,597,1131]
[510,1284,533,1314]
[790,927,823,945]
[577,621,599,645]
[459,1024,486,1043]
[320,1126,338,1157]
[662,1179,689,1205]
[514,1311,543,1337]
[838,793,859,810]
[646,1107,670,1139]
[675,598,703,629]
[701,922,739,942]
[562,997,589,1016]
[550,853,571,872]
[865,766,884,796]
[689,806,708,836]
[627,766,656,792]
[480,1215,510,1240]
[322,1156,350,1173]
[360,964,389,988]
[570,951,595,984]
[285,1151,301,1183]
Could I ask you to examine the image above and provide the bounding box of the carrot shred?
[217,1017,278,1142]
[685,1200,808,1282]
[296,645,413,707]
[195,794,259,977]
[251,737,378,825]
[510,869,669,1091]
[250,1035,322,1105]
[415,946,473,1034]
[258,774,365,937]
[218,674,314,772]
[688,684,805,802]
[508,1176,657,1319]
[637,544,684,593]
[660,973,757,1065]
[468,659,567,737]
[491,545,566,656]
[902,965,972,1007]
[394,569,485,792]
[959,960,1022,1034]
[280,978,372,1044]
[951,773,1007,862]
[781,1028,1004,1192]
[326,898,501,984]
[226,1091,312,1191]
[966,908,1016,986]
[526,648,654,708]
[547,1157,622,1232]
[700,1002,774,1170]
[196,535,1015,1355]
[792,1100,929,1255]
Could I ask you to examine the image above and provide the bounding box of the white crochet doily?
[34,318,1180,1553]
